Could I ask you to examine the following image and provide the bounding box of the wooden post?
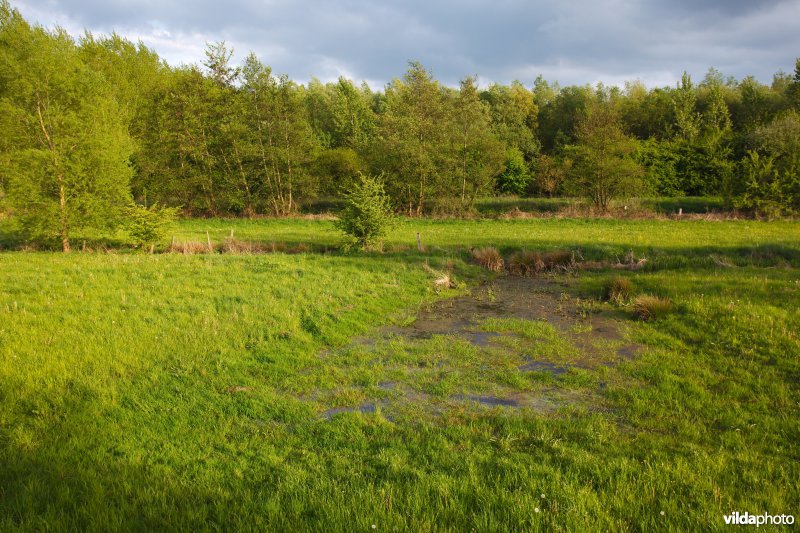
[82,240,86,252]
[171,235,176,249]
[206,231,213,253]
[149,244,155,254]
[416,232,423,252]
[678,208,683,217]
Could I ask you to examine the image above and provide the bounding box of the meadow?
[1,217,799,531]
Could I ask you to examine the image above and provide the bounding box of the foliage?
[733,111,800,216]
[480,81,540,161]
[495,147,530,195]
[564,104,644,209]
[0,4,133,250]
[334,173,395,250]
[736,151,799,217]
[532,154,572,197]
[2,4,800,231]
[633,139,681,196]
[123,203,180,249]
[314,147,365,196]
[453,76,505,211]
[375,62,452,215]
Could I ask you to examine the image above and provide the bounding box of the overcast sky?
[12,0,800,89]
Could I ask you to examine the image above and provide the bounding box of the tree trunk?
[36,93,70,252]
[59,178,70,252]
[416,175,425,216]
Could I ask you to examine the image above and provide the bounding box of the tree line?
[1,2,799,250]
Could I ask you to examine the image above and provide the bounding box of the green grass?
[1,217,799,530]
[175,217,800,259]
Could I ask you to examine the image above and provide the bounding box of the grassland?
[1,217,799,530]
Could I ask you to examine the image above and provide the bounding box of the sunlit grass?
[1,217,798,530]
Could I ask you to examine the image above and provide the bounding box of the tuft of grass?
[542,250,574,270]
[221,238,263,254]
[422,261,455,290]
[508,249,575,275]
[606,276,633,304]
[169,240,211,254]
[633,294,673,320]
[508,250,544,275]
[471,247,504,271]
[615,250,648,270]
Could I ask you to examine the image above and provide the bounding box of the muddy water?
[378,276,628,351]
[319,275,640,419]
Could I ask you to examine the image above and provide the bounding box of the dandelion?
[660,511,665,516]
[535,508,540,513]
[541,494,545,499]
[371,525,377,530]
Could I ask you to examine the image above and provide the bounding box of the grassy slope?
[1,218,799,530]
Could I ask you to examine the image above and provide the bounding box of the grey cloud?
[13,0,800,88]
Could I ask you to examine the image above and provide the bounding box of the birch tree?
[0,3,133,250]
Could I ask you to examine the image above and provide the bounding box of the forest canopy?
[1,1,799,249]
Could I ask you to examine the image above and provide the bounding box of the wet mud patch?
[322,402,380,419]
[519,359,569,375]
[310,276,640,420]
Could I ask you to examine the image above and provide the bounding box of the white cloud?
[11,0,800,88]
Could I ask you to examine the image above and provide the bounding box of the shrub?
[334,174,395,250]
[606,276,633,304]
[735,150,799,218]
[124,203,180,250]
[471,247,504,271]
[495,147,531,196]
[732,111,800,217]
[633,294,673,320]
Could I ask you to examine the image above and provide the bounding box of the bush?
[495,148,530,196]
[735,151,799,218]
[605,276,633,304]
[123,203,180,250]
[314,147,365,196]
[732,111,800,217]
[334,174,395,250]
[633,294,673,320]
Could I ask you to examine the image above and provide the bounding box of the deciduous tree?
[565,104,643,210]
